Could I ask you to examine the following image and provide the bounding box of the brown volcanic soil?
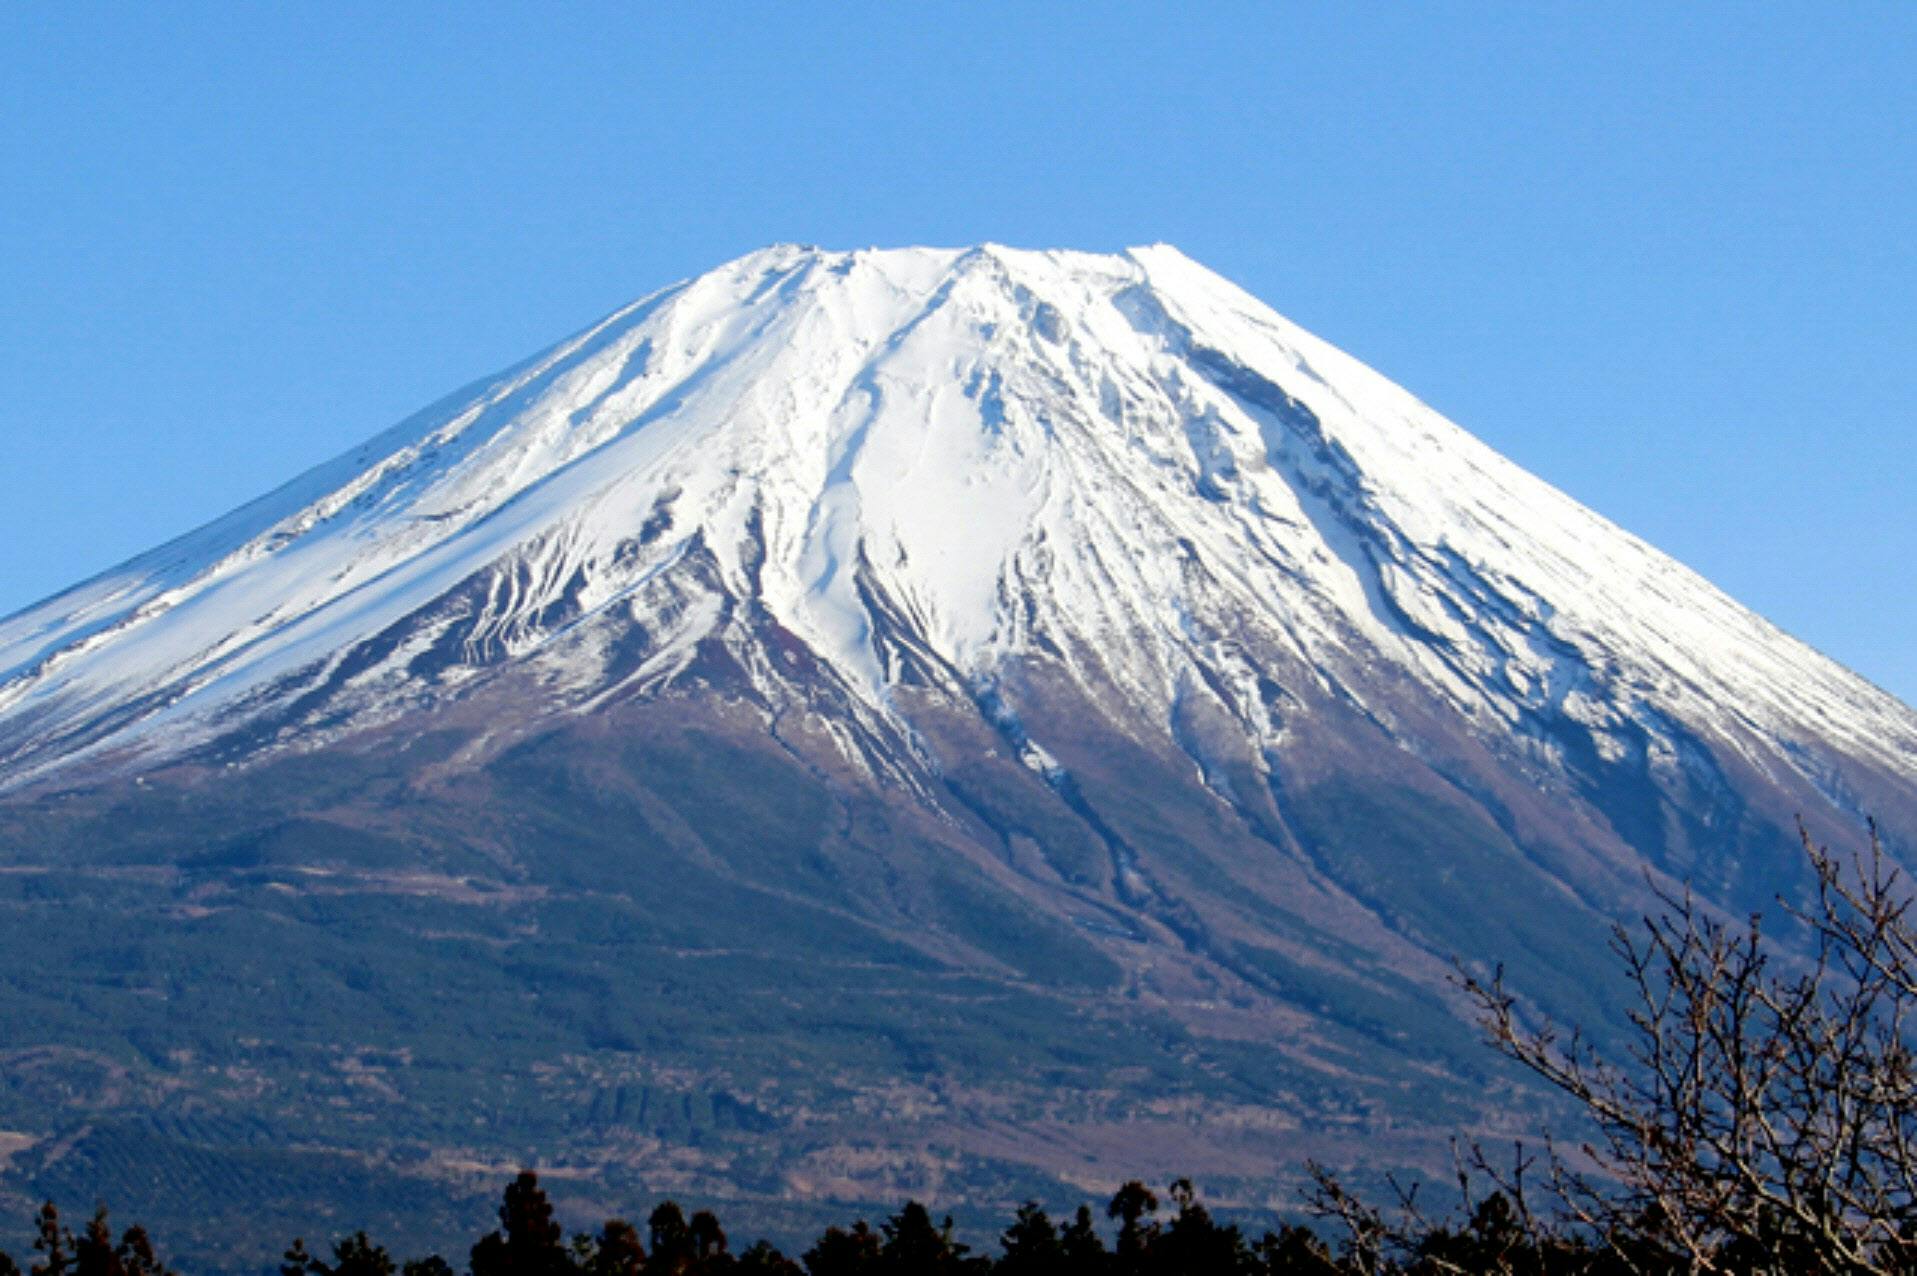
[0,643,1908,1268]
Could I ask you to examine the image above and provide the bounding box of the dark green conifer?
[472,1170,573,1276]
[583,1220,644,1276]
[110,1228,167,1276]
[1157,1179,1251,1274]
[328,1233,396,1276]
[282,1232,395,1276]
[688,1211,729,1273]
[997,1202,1062,1276]
[32,1202,69,1276]
[800,1221,878,1276]
[732,1241,798,1275]
[1058,1205,1108,1276]
[645,1202,693,1275]
[399,1260,454,1276]
[1107,1182,1158,1274]
[71,1210,120,1276]
[879,1202,952,1272]
[283,1239,317,1276]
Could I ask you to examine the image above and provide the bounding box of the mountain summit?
[1,245,1913,1260]
[3,244,1910,798]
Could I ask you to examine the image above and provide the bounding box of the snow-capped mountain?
[1,245,1913,1253]
[3,243,1910,809]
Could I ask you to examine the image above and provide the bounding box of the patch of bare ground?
[274,867,548,906]
[781,1143,966,1203]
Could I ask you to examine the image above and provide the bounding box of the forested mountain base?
[8,827,1917,1274]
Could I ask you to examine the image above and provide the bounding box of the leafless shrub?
[1313,822,1917,1275]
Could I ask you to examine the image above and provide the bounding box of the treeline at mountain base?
[0,1165,1834,1276]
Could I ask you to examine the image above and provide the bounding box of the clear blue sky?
[3,4,1913,705]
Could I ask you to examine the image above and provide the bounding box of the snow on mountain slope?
[1,243,1912,802]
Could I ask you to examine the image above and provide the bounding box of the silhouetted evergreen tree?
[72,1209,118,1276]
[283,1232,396,1276]
[1157,1179,1252,1275]
[733,1241,798,1275]
[110,1228,166,1276]
[876,1202,970,1273]
[330,1233,397,1276]
[996,1202,1062,1276]
[1058,1204,1108,1276]
[470,1228,510,1274]
[32,1202,69,1276]
[9,1211,163,1276]
[472,1171,572,1276]
[1410,1190,1542,1275]
[283,1238,319,1276]
[399,1260,454,1276]
[688,1210,729,1273]
[801,1220,878,1276]
[645,1202,693,1276]
[581,1220,644,1276]
[1107,1182,1159,1275]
